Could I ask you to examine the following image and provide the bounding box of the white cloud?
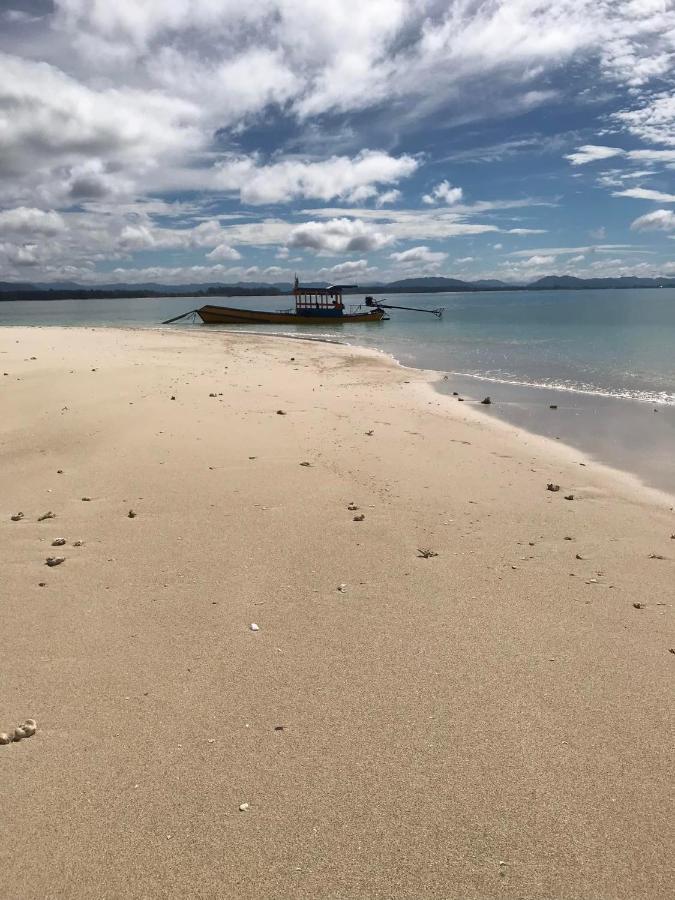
[613,93,675,147]
[521,255,556,267]
[613,187,675,202]
[288,218,393,253]
[214,151,417,205]
[375,189,401,207]
[317,259,377,280]
[565,145,625,165]
[389,246,447,266]
[507,227,548,235]
[206,244,242,261]
[631,209,675,231]
[456,256,474,264]
[0,207,65,235]
[422,180,463,205]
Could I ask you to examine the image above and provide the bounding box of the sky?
[1,0,675,286]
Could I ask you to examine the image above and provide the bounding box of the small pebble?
[73,540,84,547]
[238,803,250,812]
[633,602,645,609]
[337,583,347,593]
[81,497,91,502]
[549,404,558,410]
[45,556,65,567]
[480,396,491,405]
[299,461,312,467]
[13,727,27,742]
[52,538,66,547]
[37,511,55,521]
[0,733,11,745]
[128,509,137,518]
[546,483,560,492]
[10,512,24,521]
[38,582,46,587]
[564,494,574,501]
[276,410,286,415]
[575,553,584,560]
[249,623,260,632]
[353,514,365,522]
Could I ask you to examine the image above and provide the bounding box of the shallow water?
[2,289,674,493]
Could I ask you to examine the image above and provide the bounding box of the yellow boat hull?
[196,304,388,325]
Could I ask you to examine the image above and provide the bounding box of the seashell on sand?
[0,733,11,745]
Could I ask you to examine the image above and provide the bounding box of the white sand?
[1,326,673,899]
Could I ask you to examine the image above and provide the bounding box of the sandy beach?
[1,325,673,899]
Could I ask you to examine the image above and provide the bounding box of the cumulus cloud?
[422,181,463,205]
[2,1,674,282]
[630,209,675,231]
[389,246,447,266]
[317,259,378,280]
[214,151,417,205]
[0,207,65,235]
[288,218,393,253]
[521,254,556,267]
[206,243,242,261]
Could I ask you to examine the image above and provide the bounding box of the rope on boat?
[162,309,198,324]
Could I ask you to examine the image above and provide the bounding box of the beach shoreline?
[1,325,673,899]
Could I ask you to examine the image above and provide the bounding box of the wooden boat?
[195,279,388,325]
[163,277,443,327]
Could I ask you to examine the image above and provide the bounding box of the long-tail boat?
[195,278,387,325]
[162,277,443,326]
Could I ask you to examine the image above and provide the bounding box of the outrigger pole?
[365,297,443,318]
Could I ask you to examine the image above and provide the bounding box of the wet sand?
[436,373,675,496]
[1,326,673,899]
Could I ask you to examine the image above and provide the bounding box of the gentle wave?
[445,370,675,405]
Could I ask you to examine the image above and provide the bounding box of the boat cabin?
[292,275,350,318]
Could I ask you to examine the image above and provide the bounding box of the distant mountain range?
[2,274,675,301]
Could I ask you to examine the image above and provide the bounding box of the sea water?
[2,289,674,493]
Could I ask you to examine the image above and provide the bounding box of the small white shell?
[249,623,259,632]
[238,803,249,812]
[0,733,11,745]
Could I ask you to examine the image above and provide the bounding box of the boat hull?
[196,304,388,325]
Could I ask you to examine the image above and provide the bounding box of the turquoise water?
[2,289,674,492]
